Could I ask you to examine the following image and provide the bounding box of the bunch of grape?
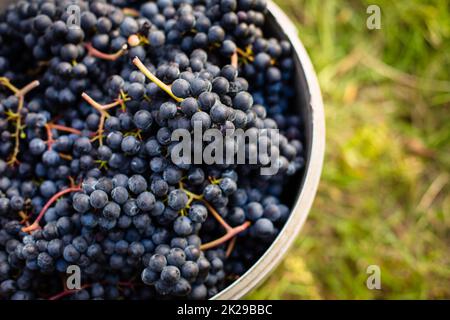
[0,0,304,300]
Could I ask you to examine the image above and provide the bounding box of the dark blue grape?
[89,190,108,209]
[173,216,194,236]
[111,186,129,204]
[171,79,191,98]
[136,191,156,211]
[188,204,208,223]
[167,189,188,211]
[128,175,148,194]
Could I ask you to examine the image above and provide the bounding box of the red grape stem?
[84,42,128,61]
[48,284,91,300]
[231,51,239,68]
[22,185,82,233]
[81,92,129,146]
[178,182,251,252]
[201,200,232,232]
[200,221,251,251]
[45,123,82,150]
[44,123,55,150]
[48,123,82,135]
[225,237,237,258]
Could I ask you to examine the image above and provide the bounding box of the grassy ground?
[248,0,450,299]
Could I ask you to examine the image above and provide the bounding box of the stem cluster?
[0,78,40,166]
[179,182,251,255]
[45,123,82,150]
[22,185,82,233]
[133,57,184,103]
[81,93,128,146]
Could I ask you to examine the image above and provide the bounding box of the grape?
[210,103,230,124]
[219,178,237,196]
[171,79,191,98]
[189,284,208,300]
[160,266,181,284]
[252,218,275,238]
[167,190,188,211]
[208,26,225,43]
[203,184,222,202]
[148,30,166,48]
[141,268,159,285]
[123,200,139,217]
[106,131,124,150]
[233,91,253,111]
[148,254,167,273]
[174,216,194,236]
[127,83,145,100]
[150,179,169,197]
[120,17,139,37]
[111,186,129,205]
[72,193,91,213]
[29,138,46,155]
[128,242,145,258]
[198,92,216,111]
[191,111,211,129]
[63,245,80,263]
[180,98,199,116]
[136,192,156,212]
[159,102,178,120]
[121,136,141,155]
[112,174,128,188]
[89,190,109,209]
[42,150,60,167]
[188,204,208,223]
[212,77,230,95]
[33,15,52,33]
[102,202,121,220]
[47,239,63,258]
[128,175,147,195]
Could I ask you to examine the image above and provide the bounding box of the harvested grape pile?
[0,0,304,300]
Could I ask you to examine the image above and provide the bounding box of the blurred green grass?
[248,0,450,299]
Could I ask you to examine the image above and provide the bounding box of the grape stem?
[48,284,91,300]
[236,47,254,62]
[0,78,40,166]
[200,221,251,251]
[122,8,140,17]
[22,186,82,233]
[48,123,82,135]
[8,97,25,166]
[45,123,81,150]
[231,51,239,68]
[18,211,31,227]
[84,43,128,61]
[178,182,250,252]
[132,57,184,103]
[81,92,127,146]
[44,124,55,150]
[202,200,232,232]
[58,153,73,161]
[199,202,251,252]
[225,237,237,258]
